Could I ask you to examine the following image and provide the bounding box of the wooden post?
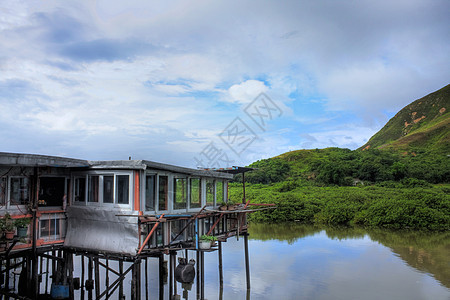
[88,257,93,300]
[131,259,141,300]
[39,255,44,290]
[145,258,149,300]
[68,253,74,299]
[218,241,223,287]
[201,251,205,300]
[169,252,174,299]
[119,260,124,300]
[242,171,246,204]
[45,253,50,294]
[196,251,200,299]
[32,167,39,298]
[131,261,136,300]
[136,259,141,300]
[244,233,250,290]
[52,250,57,282]
[81,255,85,300]
[173,252,177,297]
[158,254,164,300]
[105,258,109,300]
[5,258,10,293]
[94,257,100,299]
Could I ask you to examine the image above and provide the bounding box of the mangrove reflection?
[249,223,450,290]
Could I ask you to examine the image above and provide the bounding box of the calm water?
[73,223,450,299]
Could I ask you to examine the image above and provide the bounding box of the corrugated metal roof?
[0,152,89,168]
[0,153,233,179]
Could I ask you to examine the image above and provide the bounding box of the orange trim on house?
[36,210,65,217]
[134,171,140,211]
[12,239,64,251]
[37,239,65,246]
[10,214,33,219]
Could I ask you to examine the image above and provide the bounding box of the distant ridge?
[360,84,450,153]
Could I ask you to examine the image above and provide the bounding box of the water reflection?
[72,224,450,299]
[244,223,450,300]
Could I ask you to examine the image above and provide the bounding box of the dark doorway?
[39,177,65,207]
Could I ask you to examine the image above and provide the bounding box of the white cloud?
[296,127,378,150]
[0,0,448,164]
[227,80,268,104]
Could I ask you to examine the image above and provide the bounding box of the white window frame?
[156,173,171,213]
[0,176,7,207]
[8,176,31,207]
[72,171,133,208]
[144,172,157,212]
[172,175,187,212]
[188,177,202,211]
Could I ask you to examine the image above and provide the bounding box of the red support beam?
[137,214,165,255]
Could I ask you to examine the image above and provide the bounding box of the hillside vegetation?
[229,85,450,230]
[361,84,449,153]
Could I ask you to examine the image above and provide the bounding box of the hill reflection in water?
[243,223,450,299]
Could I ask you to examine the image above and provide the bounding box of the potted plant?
[219,201,228,211]
[2,213,15,239]
[14,218,30,238]
[226,199,238,211]
[198,235,218,250]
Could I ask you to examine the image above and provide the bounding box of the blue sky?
[1,0,449,168]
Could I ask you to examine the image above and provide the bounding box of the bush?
[237,182,449,230]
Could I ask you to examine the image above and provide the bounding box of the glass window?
[216,180,224,204]
[39,177,65,207]
[158,176,168,211]
[0,177,6,206]
[10,177,30,205]
[40,219,60,239]
[117,175,129,204]
[145,175,156,210]
[88,175,99,202]
[103,175,114,203]
[173,178,187,210]
[74,177,86,202]
[206,179,214,206]
[170,220,185,243]
[190,178,201,208]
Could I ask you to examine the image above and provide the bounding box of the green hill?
[237,85,450,186]
[230,85,450,230]
[360,84,450,154]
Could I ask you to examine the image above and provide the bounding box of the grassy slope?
[361,84,450,153]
